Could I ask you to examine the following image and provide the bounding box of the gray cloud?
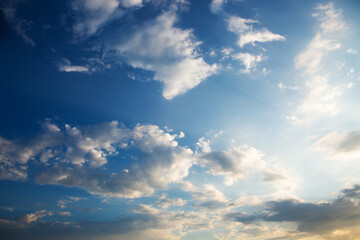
[0,209,212,240]
[225,184,360,238]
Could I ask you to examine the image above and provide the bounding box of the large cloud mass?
[0,121,194,198]
[111,11,218,99]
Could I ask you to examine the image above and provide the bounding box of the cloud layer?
[225,185,360,239]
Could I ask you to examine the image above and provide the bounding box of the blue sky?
[0,0,360,239]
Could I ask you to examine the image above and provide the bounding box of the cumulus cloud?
[155,196,187,209]
[293,3,345,121]
[227,16,285,47]
[180,181,227,209]
[314,130,360,159]
[67,1,216,99]
[198,145,265,185]
[111,11,217,99]
[133,204,160,214]
[232,52,263,73]
[0,120,194,198]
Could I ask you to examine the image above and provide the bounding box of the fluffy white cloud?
[293,3,345,121]
[155,196,187,209]
[111,11,217,99]
[0,121,194,198]
[199,145,265,185]
[232,52,263,73]
[227,16,285,47]
[180,182,227,209]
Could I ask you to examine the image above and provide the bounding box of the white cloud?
[226,194,261,209]
[57,58,89,73]
[21,210,55,224]
[0,121,194,198]
[232,52,263,73]
[180,182,227,209]
[221,47,233,56]
[293,3,346,121]
[195,139,292,194]
[155,197,187,209]
[278,83,300,90]
[71,0,136,39]
[199,145,265,185]
[347,48,357,54]
[227,16,285,47]
[314,131,360,159]
[133,204,160,214]
[209,0,227,13]
[196,137,212,153]
[58,65,89,73]
[112,11,217,99]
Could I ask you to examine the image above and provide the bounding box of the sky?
[0,0,360,239]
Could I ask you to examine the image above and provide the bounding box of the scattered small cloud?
[347,48,357,54]
[227,15,285,47]
[278,83,300,90]
[209,0,227,13]
[232,52,263,73]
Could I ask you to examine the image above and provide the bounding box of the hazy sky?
[0,0,360,239]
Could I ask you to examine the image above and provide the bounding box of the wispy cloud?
[58,65,89,73]
[291,3,346,123]
[209,0,227,13]
[227,16,285,47]
[1,1,35,46]
[70,0,139,39]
